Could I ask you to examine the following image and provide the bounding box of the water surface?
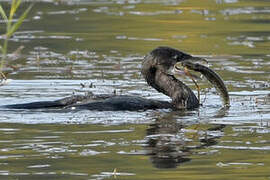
[0,0,270,179]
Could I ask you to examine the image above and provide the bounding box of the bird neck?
[146,69,199,109]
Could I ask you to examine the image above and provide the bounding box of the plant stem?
[0,38,8,74]
[0,1,33,79]
[0,32,8,69]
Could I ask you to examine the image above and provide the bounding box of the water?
[0,0,270,179]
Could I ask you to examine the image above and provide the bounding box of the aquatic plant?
[0,0,33,83]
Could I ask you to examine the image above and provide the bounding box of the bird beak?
[171,56,209,80]
[172,61,202,80]
[185,56,209,65]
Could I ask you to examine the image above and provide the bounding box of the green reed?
[0,0,33,80]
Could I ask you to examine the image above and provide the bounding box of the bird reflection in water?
[144,112,226,169]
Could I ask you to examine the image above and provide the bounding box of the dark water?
[0,0,270,179]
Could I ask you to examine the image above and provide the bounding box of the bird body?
[2,47,228,111]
